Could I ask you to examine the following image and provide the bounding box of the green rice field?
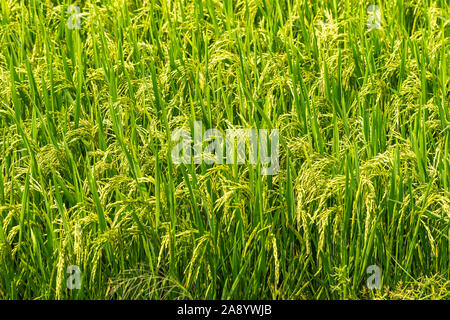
[0,0,449,299]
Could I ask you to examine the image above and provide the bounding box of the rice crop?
[0,0,449,299]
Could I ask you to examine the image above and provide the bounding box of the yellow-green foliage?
[0,0,448,299]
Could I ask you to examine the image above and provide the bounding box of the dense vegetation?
[0,0,448,299]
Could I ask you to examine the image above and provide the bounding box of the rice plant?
[0,0,448,300]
